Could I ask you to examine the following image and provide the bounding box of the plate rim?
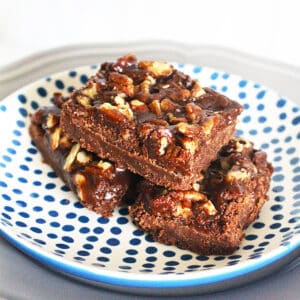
[0,63,299,290]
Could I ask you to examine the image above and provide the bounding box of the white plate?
[0,63,299,295]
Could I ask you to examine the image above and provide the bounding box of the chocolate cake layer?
[129,137,273,255]
[29,97,134,217]
[61,54,242,190]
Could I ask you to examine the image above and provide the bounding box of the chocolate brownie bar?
[29,96,134,217]
[129,137,273,255]
[61,54,242,190]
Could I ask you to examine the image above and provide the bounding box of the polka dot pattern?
[0,64,299,288]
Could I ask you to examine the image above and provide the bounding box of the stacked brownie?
[30,54,273,254]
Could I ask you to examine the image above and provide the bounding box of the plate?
[0,63,299,295]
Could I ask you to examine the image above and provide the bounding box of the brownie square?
[61,54,242,190]
[29,97,134,217]
[129,137,273,255]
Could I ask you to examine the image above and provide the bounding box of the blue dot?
[277,125,286,132]
[245,234,258,241]
[239,92,246,99]
[196,255,209,261]
[210,72,218,80]
[123,257,136,263]
[273,214,284,220]
[18,107,28,117]
[146,256,157,262]
[69,70,77,77]
[18,94,27,104]
[111,227,121,234]
[47,171,57,178]
[253,222,265,229]
[33,206,43,212]
[271,204,283,211]
[210,85,217,90]
[2,194,11,201]
[45,183,56,189]
[31,101,39,109]
[67,86,75,93]
[13,129,21,136]
[49,210,58,217]
[279,112,287,120]
[0,105,6,112]
[263,127,272,133]
[37,87,47,97]
[129,238,141,245]
[258,116,266,123]
[12,188,22,194]
[242,115,251,123]
[86,235,98,242]
[97,216,109,224]
[16,221,27,227]
[55,80,65,89]
[270,223,281,229]
[93,227,104,234]
[4,206,14,212]
[277,98,286,107]
[18,177,27,183]
[19,211,30,218]
[193,66,202,73]
[30,193,39,198]
[133,229,144,236]
[0,181,7,187]
[16,200,27,207]
[146,246,157,254]
[100,247,112,254]
[222,73,230,79]
[80,75,88,84]
[60,199,70,205]
[44,195,55,202]
[143,263,154,268]
[34,169,42,174]
[78,216,89,223]
[12,139,21,146]
[257,103,265,111]
[30,227,42,233]
[273,174,284,182]
[126,249,138,255]
[78,250,90,256]
[287,147,296,154]
[50,222,60,228]
[221,86,228,92]
[107,238,120,246]
[2,155,12,162]
[249,129,257,135]
[83,243,93,250]
[56,243,69,250]
[66,212,76,219]
[163,250,176,257]
[292,116,300,126]
[48,233,57,239]
[36,218,46,224]
[266,233,276,239]
[256,90,266,99]
[79,227,90,233]
[62,225,74,232]
[117,217,128,224]
[239,80,247,87]
[27,147,37,154]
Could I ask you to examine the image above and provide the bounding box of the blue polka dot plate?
[0,64,299,295]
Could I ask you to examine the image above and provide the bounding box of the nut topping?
[76,95,91,107]
[50,127,61,150]
[81,82,98,98]
[76,150,92,164]
[46,113,59,129]
[139,61,173,77]
[74,173,86,200]
[149,100,162,116]
[158,136,168,156]
[64,143,80,171]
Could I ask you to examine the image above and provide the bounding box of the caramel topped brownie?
[61,54,242,190]
[129,137,273,255]
[29,96,134,217]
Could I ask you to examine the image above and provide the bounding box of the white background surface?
[0,0,299,69]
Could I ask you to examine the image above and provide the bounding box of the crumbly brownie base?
[129,138,273,255]
[61,54,242,190]
[29,105,134,217]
